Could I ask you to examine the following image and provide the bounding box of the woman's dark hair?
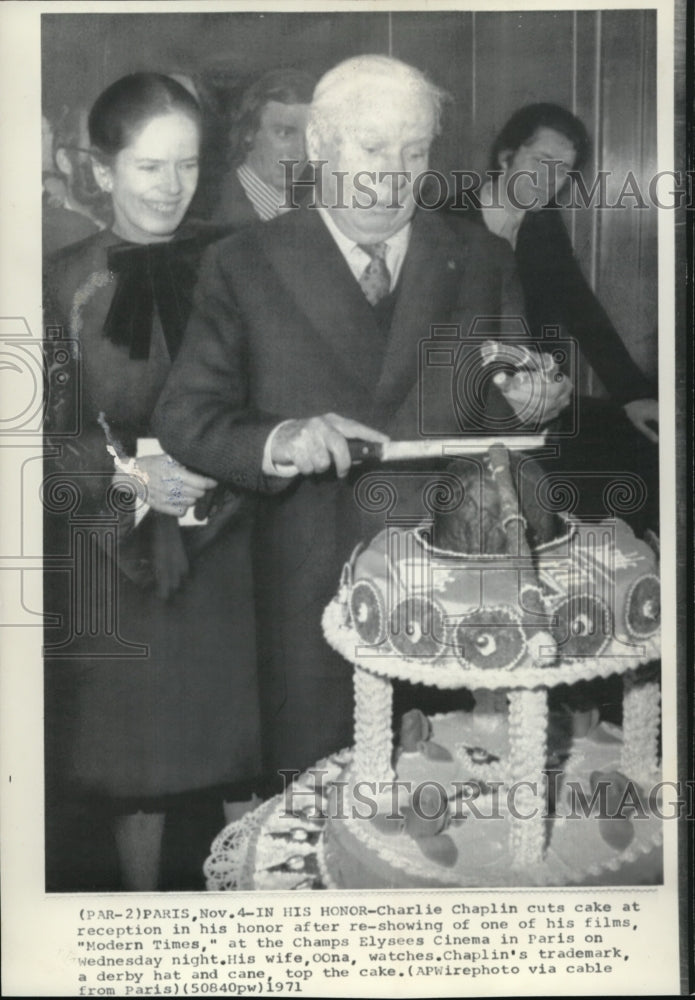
[489,102,591,173]
[228,67,315,166]
[88,72,202,160]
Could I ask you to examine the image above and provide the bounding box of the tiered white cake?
[205,448,662,891]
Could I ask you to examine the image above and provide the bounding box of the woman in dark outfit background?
[447,103,660,725]
[447,103,659,536]
[43,73,261,891]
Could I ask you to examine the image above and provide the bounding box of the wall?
[42,8,658,388]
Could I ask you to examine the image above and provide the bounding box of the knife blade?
[348,433,547,464]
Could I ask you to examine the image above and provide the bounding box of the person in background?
[459,103,660,727]
[42,113,56,172]
[448,102,659,535]
[42,171,69,208]
[154,55,571,792]
[42,106,111,254]
[212,67,315,226]
[43,73,261,891]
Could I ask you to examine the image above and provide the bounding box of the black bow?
[103,228,222,360]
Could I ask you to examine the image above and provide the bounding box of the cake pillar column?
[353,666,394,782]
[507,687,548,869]
[621,669,660,783]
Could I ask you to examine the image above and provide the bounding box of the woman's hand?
[493,353,573,427]
[127,454,217,517]
[623,398,659,443]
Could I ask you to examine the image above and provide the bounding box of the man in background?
[42,106,109,255]
[212,67,315,226]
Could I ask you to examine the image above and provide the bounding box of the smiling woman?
[93,113,200,243]
[88,76,202,242]
[43,73,262,892]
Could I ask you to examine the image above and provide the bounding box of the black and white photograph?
[1,1,690,996]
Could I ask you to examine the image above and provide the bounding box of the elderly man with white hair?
[155,55,570,788]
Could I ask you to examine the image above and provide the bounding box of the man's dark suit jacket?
[154,206,523,785]
[210,168,262,228]
[211,166,316,229]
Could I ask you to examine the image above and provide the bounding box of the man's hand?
[116,454,218,518]
[270,413,389,479]
[623,398,659,443]
[493,353,572,427]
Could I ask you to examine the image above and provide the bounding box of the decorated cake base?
[205,706,662,892]
[322,710,662,889]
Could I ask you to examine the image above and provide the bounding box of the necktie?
[358,242,391,306]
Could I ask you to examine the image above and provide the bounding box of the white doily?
[204,799,274,891]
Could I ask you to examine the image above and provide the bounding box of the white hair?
[307,54,449,152]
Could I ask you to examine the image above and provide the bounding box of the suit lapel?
[261,209,385,393]
[375,212,464,409]
[215,171,262,227]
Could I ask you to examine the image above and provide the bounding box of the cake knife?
[347,433,547,464]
